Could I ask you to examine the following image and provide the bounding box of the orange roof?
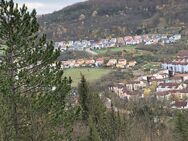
[175,73,188,77]
[85,59,95,64]
[96,58,104,62]
[177,50,188,58]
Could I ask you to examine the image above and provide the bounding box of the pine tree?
[110,103,117,141]
[88,92,109,140]
[78,74,89,121]
[0,0,74,140]
[88,92,106,123]
[174,112,188,141]
[116,111,122,137]
[88,116,102,141]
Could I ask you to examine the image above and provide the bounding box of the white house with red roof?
[85,59,95,66]
[156,83,179,92]
[106,59,117,67]
[95,58,104,67]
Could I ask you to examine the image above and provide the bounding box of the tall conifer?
[78,74,89,121]
[0,0,73,140]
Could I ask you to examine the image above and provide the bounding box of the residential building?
[109,84,138,100]
[172,101,188,109]
[156,89,188,101]
[156,91,172,101]
[75,59,85,67]
[158,82,186,92]
[116,59,127,68]
[95,58,104,67]
[106,59,117,67]
[161,50,188,73]
[126,81,146,91]
[85,59,95,66]
[128,61,137,67]
[156,83,179,92]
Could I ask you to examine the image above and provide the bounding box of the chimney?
[147,76,152,85]
[168,67,174,78]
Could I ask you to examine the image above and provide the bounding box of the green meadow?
[93,45,136,54]
[63,68,111,87]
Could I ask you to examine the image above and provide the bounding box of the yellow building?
[116,59,127,68]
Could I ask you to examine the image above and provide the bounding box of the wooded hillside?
[38,0,188,41]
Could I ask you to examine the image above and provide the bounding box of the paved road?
[85,48,98,55]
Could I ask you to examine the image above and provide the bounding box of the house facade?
[161,50,188,73]
[116,59,127,68]
[107,59,117,67]
[109,84,138,100]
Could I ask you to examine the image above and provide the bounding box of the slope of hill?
[38,0,188,41]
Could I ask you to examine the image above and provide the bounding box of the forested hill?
[38,0,188,41]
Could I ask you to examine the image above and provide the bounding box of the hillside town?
[109,50,188,109]
[59,33,187,110]
[55,34,182,51]
[2,0,188,140]
[61,58,137,69]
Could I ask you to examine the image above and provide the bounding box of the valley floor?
[64,68,112,87]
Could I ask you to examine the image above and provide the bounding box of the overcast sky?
[14,0,87,15]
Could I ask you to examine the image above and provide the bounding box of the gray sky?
[14,0,87,15]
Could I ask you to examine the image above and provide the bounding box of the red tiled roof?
[170,76,183,80]
[159,83,178,88]
[122,88,137,95]
[157,89,188,96]
[156,91,170,96]
[164,59,188,65]
[177,50,188,58]
[179,89,188,93]
[171,62,188,65]
[96,58,104,61]
[113,84,125,89]
[151,79,165,82]
[126,81,140,84]
[174,101,187,107]
[175,73,188,77]
[157,90,179,96]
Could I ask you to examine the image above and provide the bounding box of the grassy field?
[143,62,160,70]
[63,68,112,87]
[93,45,136,54]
